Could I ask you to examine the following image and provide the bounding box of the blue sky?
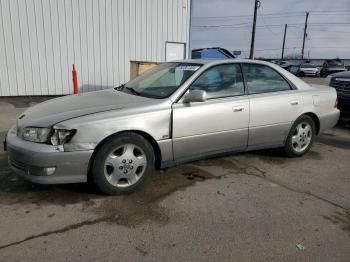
[190,0,350,59]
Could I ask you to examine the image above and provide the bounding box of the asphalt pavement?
[0,80,349,261]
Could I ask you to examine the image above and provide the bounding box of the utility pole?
[301,12,309,59]
[281,24,287,60]
[249,0,260,59]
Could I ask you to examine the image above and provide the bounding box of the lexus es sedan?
[5,60,339,195]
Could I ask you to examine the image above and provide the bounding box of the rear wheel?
[91,133,155,195]
[297,71,305,77]
[283,115,315,157]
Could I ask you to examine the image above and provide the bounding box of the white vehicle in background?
[297,63,320,77]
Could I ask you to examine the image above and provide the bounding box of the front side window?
[189,64,245,99]
[124,62,201,98]
[242,64,291,95]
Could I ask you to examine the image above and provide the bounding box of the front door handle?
[290,101,299,106]
[233,106,244,112]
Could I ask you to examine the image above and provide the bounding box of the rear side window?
[189,63,245,99]
[242,64,291,95]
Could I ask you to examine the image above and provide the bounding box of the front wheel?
[91,133,155,195]
[283,115,315,157]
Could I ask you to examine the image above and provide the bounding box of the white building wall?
[0,0,190,96]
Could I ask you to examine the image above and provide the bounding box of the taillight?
[334,97,338,108]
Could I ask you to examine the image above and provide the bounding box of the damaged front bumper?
[5,125,93,184]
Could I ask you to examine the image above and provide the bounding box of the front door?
[172,63,249,162]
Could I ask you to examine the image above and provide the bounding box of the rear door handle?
[233,106,244,112]
[290,101,299,106]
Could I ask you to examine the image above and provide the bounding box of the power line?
[258,8,279,36]
[193,10,350,19]
[193,11,305,19]
[310,10,350,13]
[193,14,306,21]
[192,22,350,28]
[309,29,350,34]
[245,46,349,52]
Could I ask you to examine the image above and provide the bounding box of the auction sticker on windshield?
[177,65,200,71]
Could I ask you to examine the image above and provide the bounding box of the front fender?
[56,108,172,152]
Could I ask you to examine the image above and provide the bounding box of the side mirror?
[183,90,207,103]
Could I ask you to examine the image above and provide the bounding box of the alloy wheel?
[104,144,147,188]
[291,122,312,153]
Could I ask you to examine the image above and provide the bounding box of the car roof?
[174,59,275,66]
[329,71,350,77]
[169,59,312,92]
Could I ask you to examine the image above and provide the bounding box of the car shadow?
[317,121,350,150]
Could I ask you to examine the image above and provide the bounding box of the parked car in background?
[271,60,292,71]
[327,71,350,115]
[297,63,320,77]
[192,47,235,59]
[5,60,339,195]
[320,59,346,77]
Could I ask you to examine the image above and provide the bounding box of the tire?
[91,132,155,195]
[283,115,316,157]
[298,71,305,77]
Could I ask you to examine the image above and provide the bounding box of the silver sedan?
[5,59,339,195]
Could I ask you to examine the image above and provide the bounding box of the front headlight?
[50,129,76,146]
[22,127,52,143]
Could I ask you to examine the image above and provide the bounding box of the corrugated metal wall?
[0,0,190,96]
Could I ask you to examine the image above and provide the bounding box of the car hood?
[17,89,156,128]
[326,67,346,72]
[329,71,350,78]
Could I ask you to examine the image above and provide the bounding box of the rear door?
[242,63,303,149]
[172,63,249,162]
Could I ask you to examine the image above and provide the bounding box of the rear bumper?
[323,70,346,76]
[6,126,92,184]
[319,110,340,133]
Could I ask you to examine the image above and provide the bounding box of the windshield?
[300,64,316,68]
[328,61,344,68]
[122,62,202,99]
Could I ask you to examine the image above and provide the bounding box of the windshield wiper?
[114,84,125,91]
[125,87,141,96]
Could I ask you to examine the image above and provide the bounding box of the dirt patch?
[0,154,100,206]
[250,153,286,165]
[322,211,350,232]
[0,162,222,249]
[0,149,219,226]
[307,150,323,160]
[248,149,323,164]
[90,165,216,226]
[195,157,240,170]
